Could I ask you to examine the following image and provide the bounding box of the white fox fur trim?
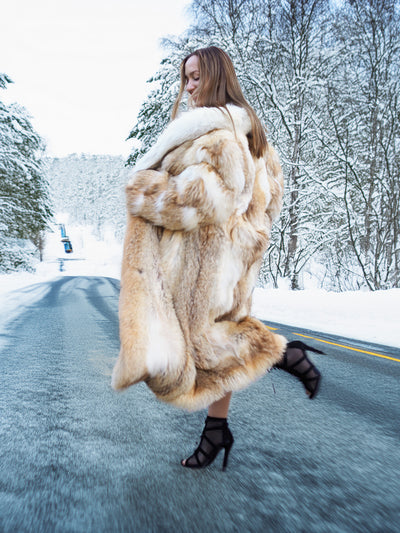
[133,105,251,172]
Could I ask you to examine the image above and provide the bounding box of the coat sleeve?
[125,137,247,231]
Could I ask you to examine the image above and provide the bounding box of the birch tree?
[318,0,400,289]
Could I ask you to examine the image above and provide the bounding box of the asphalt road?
[0,276,399,533]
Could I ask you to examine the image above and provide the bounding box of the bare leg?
[181,392,233,468]
[207,392,232,418]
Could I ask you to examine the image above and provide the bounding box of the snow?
[1,223,399,350]
[252,287,400,348]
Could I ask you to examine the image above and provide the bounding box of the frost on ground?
[1,223,399,349]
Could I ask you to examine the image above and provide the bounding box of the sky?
[1,0,190,157]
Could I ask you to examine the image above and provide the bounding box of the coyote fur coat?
[112,104,287,411]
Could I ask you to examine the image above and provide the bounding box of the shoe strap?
[190,433,220,466]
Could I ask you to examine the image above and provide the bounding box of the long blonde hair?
[171,46,267,159]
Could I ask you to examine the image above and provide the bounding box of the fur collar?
[134,104,251,171]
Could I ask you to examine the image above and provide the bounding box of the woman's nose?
[187,79,195,94]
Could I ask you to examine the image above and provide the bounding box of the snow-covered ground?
[1,223,399,349]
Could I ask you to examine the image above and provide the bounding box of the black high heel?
[181,416,234,471]
[275,340,323,399]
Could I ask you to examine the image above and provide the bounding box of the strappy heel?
[181,416,234,471]
[275,340,323,399]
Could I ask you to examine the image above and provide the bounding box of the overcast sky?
[1,0,190,157]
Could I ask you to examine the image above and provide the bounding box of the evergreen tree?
[0,74,53,271]
[126,58,182,166]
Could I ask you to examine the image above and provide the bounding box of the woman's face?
[184,55,200,105]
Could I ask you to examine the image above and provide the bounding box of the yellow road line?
[294,333,400,363]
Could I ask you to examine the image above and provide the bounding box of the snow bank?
[252,287,400,348]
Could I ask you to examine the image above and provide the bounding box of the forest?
[46,154,129,242]
[129,0,400,291]
[1,0,399,291]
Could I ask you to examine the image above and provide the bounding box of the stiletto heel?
[222,441,233,471]
[182,416,234,470]
[275,340,323,399]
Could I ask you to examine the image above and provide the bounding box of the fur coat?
[111,104,287,411]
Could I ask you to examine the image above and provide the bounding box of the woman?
[112,46,322,470]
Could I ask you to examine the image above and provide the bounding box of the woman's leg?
[207,392,232,418]
[181,392,234,469]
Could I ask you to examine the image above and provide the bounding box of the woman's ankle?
[207,392,232,418]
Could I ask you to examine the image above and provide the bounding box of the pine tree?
[126,57,182,166]
[0,74,53,271]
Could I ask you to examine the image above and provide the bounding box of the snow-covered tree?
[317,0,400,289]
[46,154,130,240]
[237,0,336,289]
[127,0,336,289]
[125,0,400,290]
[0,74,52,271]
[126,58,182,166]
